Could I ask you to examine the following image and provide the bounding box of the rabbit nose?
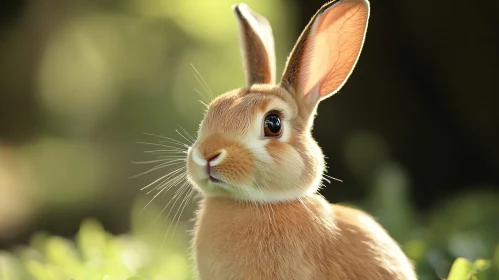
[207,152,221,163]
[205,149,226,166]
[191,148,227,167]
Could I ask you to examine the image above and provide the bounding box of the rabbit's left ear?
[233,3,276,85]
[280,0,370,114]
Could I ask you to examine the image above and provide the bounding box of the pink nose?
[207,152,221,163]
[206,152,221,175]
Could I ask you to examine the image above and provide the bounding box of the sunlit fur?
[185,0,418,279]
[187,85,323,202]
[193,195,416,280]
[187,85,417,279]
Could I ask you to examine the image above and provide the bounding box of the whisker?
[138,165,186,190]
[178,125,196,143]
[156,171,188,195]
[322,176,332,184]
[132,158,185,165]
[155,140,189,148]
[161,184,190,246]
[191,63,214,100]
[169,188,195,240]
[137,142,187,150]
[131,160,185,179]
[175,130,194,146]
[141,174,187,215]
[193,74,211,99]
[142,133,190,147]
[143,148,187,153]
[198,99,209,108]
[150,168,187,194]
[154,155,188,159]
[323,174,343,182]
[145,173,184,197]
[154,179,189,221]
[193,88,210,104]
[140,187,168,216]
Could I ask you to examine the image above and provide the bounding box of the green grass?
[446,257,495,280]
[0,218,192,280]
[0,217,498,280]
[1,188,498,280]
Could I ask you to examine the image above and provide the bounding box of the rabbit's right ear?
[280,0,370,118]
[233,3,276,85]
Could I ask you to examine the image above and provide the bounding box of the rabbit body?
[185,0,418,279]
[193,195,416,280]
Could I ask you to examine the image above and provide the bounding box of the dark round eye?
[264,113,282,137]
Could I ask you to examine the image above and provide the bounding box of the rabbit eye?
[264,113,282,138]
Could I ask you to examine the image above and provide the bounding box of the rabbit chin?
[187,174,322,203]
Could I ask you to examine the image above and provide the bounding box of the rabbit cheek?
[186,137,255,197]
[186,150,212,193]
[287,133,325,193]
[264,141,305,192]
[213,144,254,184]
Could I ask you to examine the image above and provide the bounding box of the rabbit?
[185,0,418,279]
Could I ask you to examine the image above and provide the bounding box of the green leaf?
[473,258,492,280]
[473,259,491,272]
[447,258,474,280]
[0,252,30,280]
[126,276,147,280]
[76,218,107,261]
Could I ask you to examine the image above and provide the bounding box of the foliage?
[446,258,492,280]
[0,1,497,280]
[0,200,193,280]
[0,192,498,280]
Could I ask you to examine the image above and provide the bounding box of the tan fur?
[233,4,276,85]
[194,195,416,280]
[189,86,321,199]
[186,0,418,279]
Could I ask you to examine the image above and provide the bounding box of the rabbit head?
[187,0,370,202]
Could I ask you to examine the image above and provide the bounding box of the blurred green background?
[0,0,498,279]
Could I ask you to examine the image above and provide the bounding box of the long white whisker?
[132,158,185,165]
[142,133,188,146]
[151,169,187,194]
[322,176,332,184]
[144,148,187,153]
[191,63,214,100]
[146,172,184,196]
[154,180,189,221]
[178,125,196,143]
[161,173,189,197]
[140,187,168,216]
[131,160,185,179]
[194,75,211,99]
[175,129,194,146]
[141,174,185,215]
[137,142,186,149]
[161,184,190,247]
[153,155,188,160]
[197,98,209,108]
[139,165,185,190]
[193,88,210,104]
[323,174,343,182]
[170,188,195,240]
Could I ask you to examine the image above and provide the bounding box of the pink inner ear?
[299,0,369,99]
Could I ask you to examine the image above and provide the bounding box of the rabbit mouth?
[207,175,234,192]
[209,175,223,184]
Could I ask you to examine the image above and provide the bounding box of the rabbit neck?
[194,194,335,234]
[192,194,336,279]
